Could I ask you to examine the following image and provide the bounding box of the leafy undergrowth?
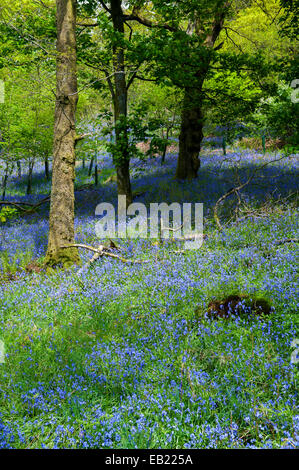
[0,149,298,448]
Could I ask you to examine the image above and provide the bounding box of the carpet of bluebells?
[0,145,298,449]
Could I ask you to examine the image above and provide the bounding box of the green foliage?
[204,0,296,137]
[205,69,263,142]
[0,206,18,223]
[250,82,299,145]
[279,0,299,39]
[0,66,54,175]
[96,101,172,165]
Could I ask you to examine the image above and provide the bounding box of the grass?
[0,147,298,448]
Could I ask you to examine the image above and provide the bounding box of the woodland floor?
[0,146,298,448]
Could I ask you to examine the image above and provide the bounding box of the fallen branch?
[160,221,206,243]
[62,243,105,254]
[61,243,150,268]
[75,244,106,275]
[0,200,34,211]
[0,181,100,214]
[0,196,50,212]
[272,238,298,246]
[161,222,183,233]
[214,154,291,231]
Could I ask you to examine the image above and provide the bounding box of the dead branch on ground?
[61,242,150,273]
[0,183,100,214]
[214,154,293,231]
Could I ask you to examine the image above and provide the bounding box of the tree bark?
[26,160,34,195]
[88,156,94,176]
[45,0,80,267]
[17,160,22,178]
[176,8,227,179]
[176,88,204,179]
[44,155,50,180]
[1,163,9,201]
[110,0,132,205]
[94,155,98,186]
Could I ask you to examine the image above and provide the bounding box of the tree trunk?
[161,143,167,165]
[176,88,203,179]
[2,164,9,201]
[94,155,98,186]
[45,0,80,267]
[176,10,226,179]
[116,160,131,198]
[110,0,132,205]
[26,160,34,195]
[17,160,22,178]
[2,162,14,200]
[44,155,50,180]
[161,125,171,165]
[88,156,94,176]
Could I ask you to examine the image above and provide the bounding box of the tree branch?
[123,13,178,32]
[99,0,111,14]
[61,243,150,265]
[75,133,92,144]
[214,155,290,230]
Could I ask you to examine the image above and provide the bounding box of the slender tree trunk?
[2,163,9,201]
[45,0,80,267]
[110,0,132,205]
[161,125,171,165]
[176,88,203,179]
[2,162,14,200]
[88,156,94,176]
[2,176,8,200]
[161,143,167,165]
[17,160,22,178]
[44,155,50,180]
[94,160,98,186]
[26,160,34,195]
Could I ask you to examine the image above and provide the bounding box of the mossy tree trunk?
[45,0,80,267]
